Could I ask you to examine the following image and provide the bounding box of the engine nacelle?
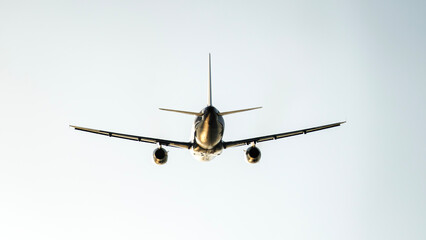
[246,146,261,163]
[153,147,168,165]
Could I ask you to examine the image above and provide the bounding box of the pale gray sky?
[1,0,425,239]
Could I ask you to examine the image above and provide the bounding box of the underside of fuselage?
[190,143,223,161]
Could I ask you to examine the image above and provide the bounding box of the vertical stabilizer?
[208,53,212,106]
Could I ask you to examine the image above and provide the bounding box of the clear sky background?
[1,0,425,239]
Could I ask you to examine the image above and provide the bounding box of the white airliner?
[70,54,345,164]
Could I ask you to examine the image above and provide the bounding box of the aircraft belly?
[191,143,223,161]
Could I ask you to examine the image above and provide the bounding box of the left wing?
[70,125,192,149]
[223,121,345,149]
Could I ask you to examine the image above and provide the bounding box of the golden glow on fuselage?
[191,106,224,161]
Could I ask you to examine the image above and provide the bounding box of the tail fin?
[208,53,212,106]
[219,107,262,116]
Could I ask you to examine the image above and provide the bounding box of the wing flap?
[276,131,304,139]
[70,125,192,149]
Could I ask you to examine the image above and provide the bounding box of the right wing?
[223,121,345,149]
[70,125,192,149]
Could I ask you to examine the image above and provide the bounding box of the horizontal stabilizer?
[219,107,262,116]
[159,108,202,116]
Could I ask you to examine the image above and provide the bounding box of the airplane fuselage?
[190,106,225,161]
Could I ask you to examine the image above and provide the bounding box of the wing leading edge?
[223,121,345,149]
[69,125,192,149]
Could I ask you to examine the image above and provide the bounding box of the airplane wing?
[70,125,192,149]
[223,121,345,149]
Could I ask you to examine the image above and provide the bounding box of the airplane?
[70,54,345,164]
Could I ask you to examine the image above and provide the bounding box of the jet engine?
[246,146,261,163]
[153,147,168,165]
